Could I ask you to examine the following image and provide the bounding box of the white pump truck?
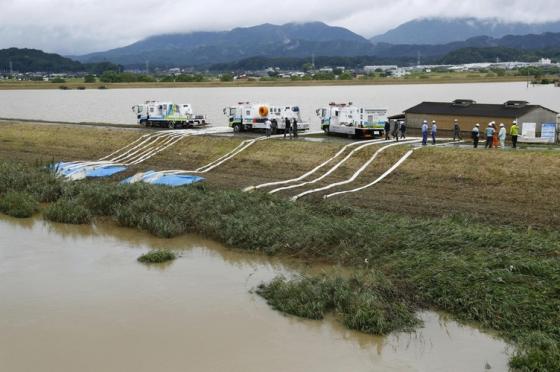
[223,102,309,133]
[132,101,207,129]
[316,102,388,138]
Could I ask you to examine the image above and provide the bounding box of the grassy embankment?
[0,74,529,90]
[1,122,560,369]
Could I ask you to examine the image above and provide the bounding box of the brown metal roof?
[404,101,557,118]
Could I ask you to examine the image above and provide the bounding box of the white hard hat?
[500,123,505,127]
[454,118,458,121]
[423,120,427,123]
[476,123,480,127]
[432,120,436,123]
[513,120,517,124]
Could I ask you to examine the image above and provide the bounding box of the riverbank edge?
[1,160,559,370]
[0,76,529,90]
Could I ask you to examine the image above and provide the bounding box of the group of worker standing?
[415,118,519,149]
[384,120,407,141]
[471,120,519,149]
[420,120,445,145]
[264,117,298,138]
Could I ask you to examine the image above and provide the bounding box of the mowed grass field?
[1,121,558,229]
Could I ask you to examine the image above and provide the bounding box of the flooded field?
[0,215,511,371]
[0,82,558,130]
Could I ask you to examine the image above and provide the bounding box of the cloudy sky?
[1,0,559,55]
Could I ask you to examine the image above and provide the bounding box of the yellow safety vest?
[510,125,519,136]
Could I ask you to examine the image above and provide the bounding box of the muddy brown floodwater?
[0,215,511,372]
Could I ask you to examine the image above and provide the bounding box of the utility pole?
[417,51,421,67]
[145,60,149,74]
[9,60,13,76]
[311,53,315,70]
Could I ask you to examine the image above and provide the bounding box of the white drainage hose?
[323,140,464,199]
[243,138,387,192]
[268,139,397,195]
[290,139,421,201]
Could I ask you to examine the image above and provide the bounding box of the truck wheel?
[233,124,242,133]
[271,120,278,134]
[139,119,146,126]
[323,126,330,135]
[168,122,175,129]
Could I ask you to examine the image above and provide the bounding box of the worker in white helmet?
[421,120,429,145]
[498,123,507,149]
[471,123,480,148]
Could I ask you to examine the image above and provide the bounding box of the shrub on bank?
[137,250,176,264]
[0,191,39,218]
[257,273,420,335]
[0,162,64,202]
[44,198,92,224]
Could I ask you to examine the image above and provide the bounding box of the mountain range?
[76,22,372,67]
[371,18,560,45]
[75,20,560,68]
[4,18,560,72]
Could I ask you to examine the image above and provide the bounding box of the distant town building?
[364,65,398,73]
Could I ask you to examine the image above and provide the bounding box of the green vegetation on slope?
[0,191,39,218]
[0,160,558,369]
[257,273,420,335]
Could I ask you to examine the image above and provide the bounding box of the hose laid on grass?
[323,140,464,199]
[140,130,324,178]
[243,138,387,192]
[290,139,421,201]
[99,131,169,161]
[267,139,396,195]
[108,132,178,163]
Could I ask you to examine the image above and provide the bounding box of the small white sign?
[521,122,536,139]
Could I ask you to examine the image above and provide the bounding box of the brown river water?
[0,215,511,371]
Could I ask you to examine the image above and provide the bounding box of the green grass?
[0,191,39,218]
[0,160,559,369]
[257,272,420,335]
[43,198,92,224]
[137,250,176,264]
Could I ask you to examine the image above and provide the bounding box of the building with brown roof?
[404,99,558,135]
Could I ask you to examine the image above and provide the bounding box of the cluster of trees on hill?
[0,48,121,74]
[440,47,560,64]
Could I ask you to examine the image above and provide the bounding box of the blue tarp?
[52,162,128,179]
[86,165,128,178]
[122,171,205,187]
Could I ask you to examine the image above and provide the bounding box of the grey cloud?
[0,0,558,54]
